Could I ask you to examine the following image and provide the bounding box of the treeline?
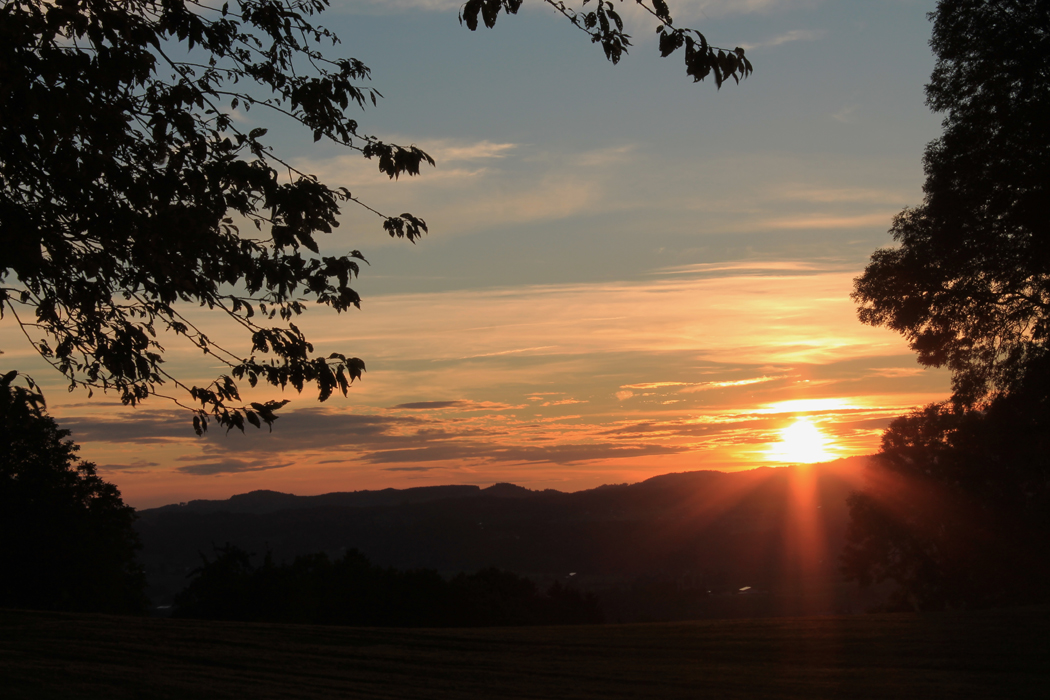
[172,546,603,627]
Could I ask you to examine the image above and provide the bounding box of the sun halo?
[768,417,836,464]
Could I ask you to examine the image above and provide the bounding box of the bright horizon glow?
[2,261,948,507]
[767,418,837,464]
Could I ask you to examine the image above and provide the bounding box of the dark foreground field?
[2,608,1048,699]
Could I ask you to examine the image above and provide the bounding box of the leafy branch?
[459,0,753,86]
[1,0,751,435]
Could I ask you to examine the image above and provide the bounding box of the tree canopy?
[852,0,1050,405]
[0,0,752,434]
[0,372,146,613]
[845,0,1050,611]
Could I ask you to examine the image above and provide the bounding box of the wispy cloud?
[832,104,859,123]
[866,367,926,379]
[769,183,909,205]
[621,376,786,393]
[542,398,586,407]
[740,28,826,51]
[363,441,686,466]
[760,212,895,230]
[575,144,637,167]
[64,409,428,451]
[422,139,518,163]
[175,458,295,476]
[328,262,908,366]
[289,139,649,239]
[681,375,787,392]
[653,260,854,277]
[462,346,558,360]
[391,401,464,410]
[99,460,161,474]
[390,400,523,412]
[61,411,199,443]
[291,138,516,188]
[621,382,692,390]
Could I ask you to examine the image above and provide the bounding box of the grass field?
[2,607,1048,699]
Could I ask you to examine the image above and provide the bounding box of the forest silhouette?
[173,545,603,627]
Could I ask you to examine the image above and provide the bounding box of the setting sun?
[768,418,837,464]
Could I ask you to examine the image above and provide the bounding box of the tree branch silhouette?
[0,0,750,433]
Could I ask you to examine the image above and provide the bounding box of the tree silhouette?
[0,0,751,433]
[845,0,1050,610]
[853,0,1050,405]
[0,371,146,613]
[842,360,1050,610]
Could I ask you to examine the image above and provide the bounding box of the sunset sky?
[1,0,952,508]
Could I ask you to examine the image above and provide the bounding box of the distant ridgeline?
[139,459,879,622]
[151,483,487,515]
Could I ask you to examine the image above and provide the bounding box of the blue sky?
[1,0,953,507]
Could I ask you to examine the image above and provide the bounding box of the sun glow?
[768,417,836,464]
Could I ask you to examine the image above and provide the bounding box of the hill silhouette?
[149,484,482,515]
[138,458,878,619]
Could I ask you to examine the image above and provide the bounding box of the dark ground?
[2,606,1048,699]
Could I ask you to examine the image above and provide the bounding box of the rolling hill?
[137,457,883,619]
